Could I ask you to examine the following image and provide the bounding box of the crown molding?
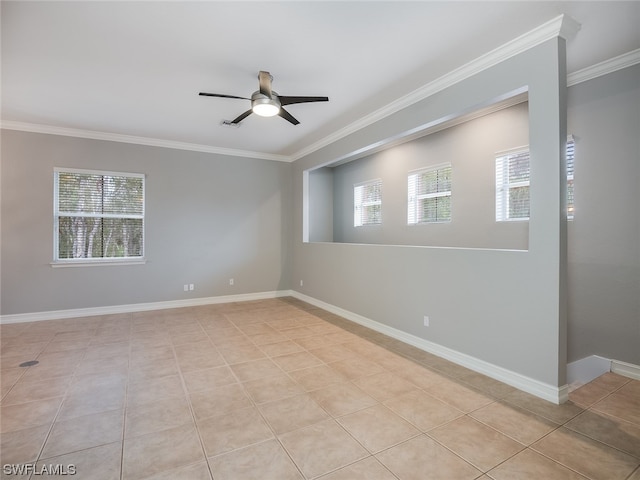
[0,121,290,163]
[558,14,582,42]
[290,14,579,161]
[7,16,635,165]
[567,48,640,87]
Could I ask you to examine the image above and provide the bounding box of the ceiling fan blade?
[278,107,300,125]
[278,96,329,106]
[230,109,253,124]
[199,92,249,100]
[258,71,273,98]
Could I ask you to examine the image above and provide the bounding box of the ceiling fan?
[199,71,328,126]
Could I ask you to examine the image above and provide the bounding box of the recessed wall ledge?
[291,14,580,162]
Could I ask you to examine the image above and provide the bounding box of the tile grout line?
[217,305,503,478]
[564,379,640,464]
[0,320,99,474]
[195,309,306,479]
[294,307,610,479]
[119,313,134,480]
[27,326,77,473]
[225,308,322,480]
[168,310,222,480]
[206,307,388,479]
[3,299,638,479]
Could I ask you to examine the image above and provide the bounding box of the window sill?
[408,220,452,225]
[50,258,147,268]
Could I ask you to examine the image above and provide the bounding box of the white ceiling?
[2,1,639,160]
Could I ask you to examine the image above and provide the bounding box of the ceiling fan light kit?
[251,92,281,117]
[199,71,328,126]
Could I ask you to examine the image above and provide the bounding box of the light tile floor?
[1,297,639,479]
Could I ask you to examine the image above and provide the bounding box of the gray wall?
[308,167,334,243]
[566,65,640,365]
[309,64,640,368]
[2,42,637,390]
[0,131,292,315]
[293,38,569,388]
[329,102,530,249]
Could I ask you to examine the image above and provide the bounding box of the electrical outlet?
[189,284,194,291]
[229,278,234,286]
[423,316,430,327]
[183,284,188,292]
[300,280,304,287]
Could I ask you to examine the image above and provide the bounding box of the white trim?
[0,121,290,163]
[0,290,293,324]
[407,164,453,225]
[567,355,612,391]
[53,166,145,179]
[4,288,636,399]
[568,48,640,87]
[3,23,638,165]
[1,15,581,164]
[302,170,310,243]
[353,178,382,189]
[354,178,382,227]
[290,290,568,404]
[407,162,452,177]
[611,360,640,381]
[50,259,147,268]
[558,14,582,41]
[495,145,530,158]
[290,14,579,162]
[566,356,640,384]
[53,168,146,262]
[4,28,638,166]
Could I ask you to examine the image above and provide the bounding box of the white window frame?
[495,147,530,222]
[354,178,382,227]
[495,137,575,222]
[566,135,575,220]
[407,163,452,225]
[53,167,146,266]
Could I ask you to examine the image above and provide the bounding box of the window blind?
[54,169,145,260]
[567,137,575,219]
[496,150,530,221]
[408,164,452,224]
[496,137,576,221]
[354,179,382,227]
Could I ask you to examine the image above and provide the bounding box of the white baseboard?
[0,290,294,324]
[612,359,640,381]
[290,290,568,404]
[5,289,636,403]
[567,355,612,391]
[566,355,640,389]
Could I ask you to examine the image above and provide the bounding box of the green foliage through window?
[495,138,575,221]
[54,169,144,260]
[408,164,452,224]
[354,179,382,226]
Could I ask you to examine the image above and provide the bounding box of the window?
[566,136,575,219]
[495,149,530,221]
[495,137,575,221]
[54,168,145,262]
[408,164,452,224]
[354,179,382,227]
